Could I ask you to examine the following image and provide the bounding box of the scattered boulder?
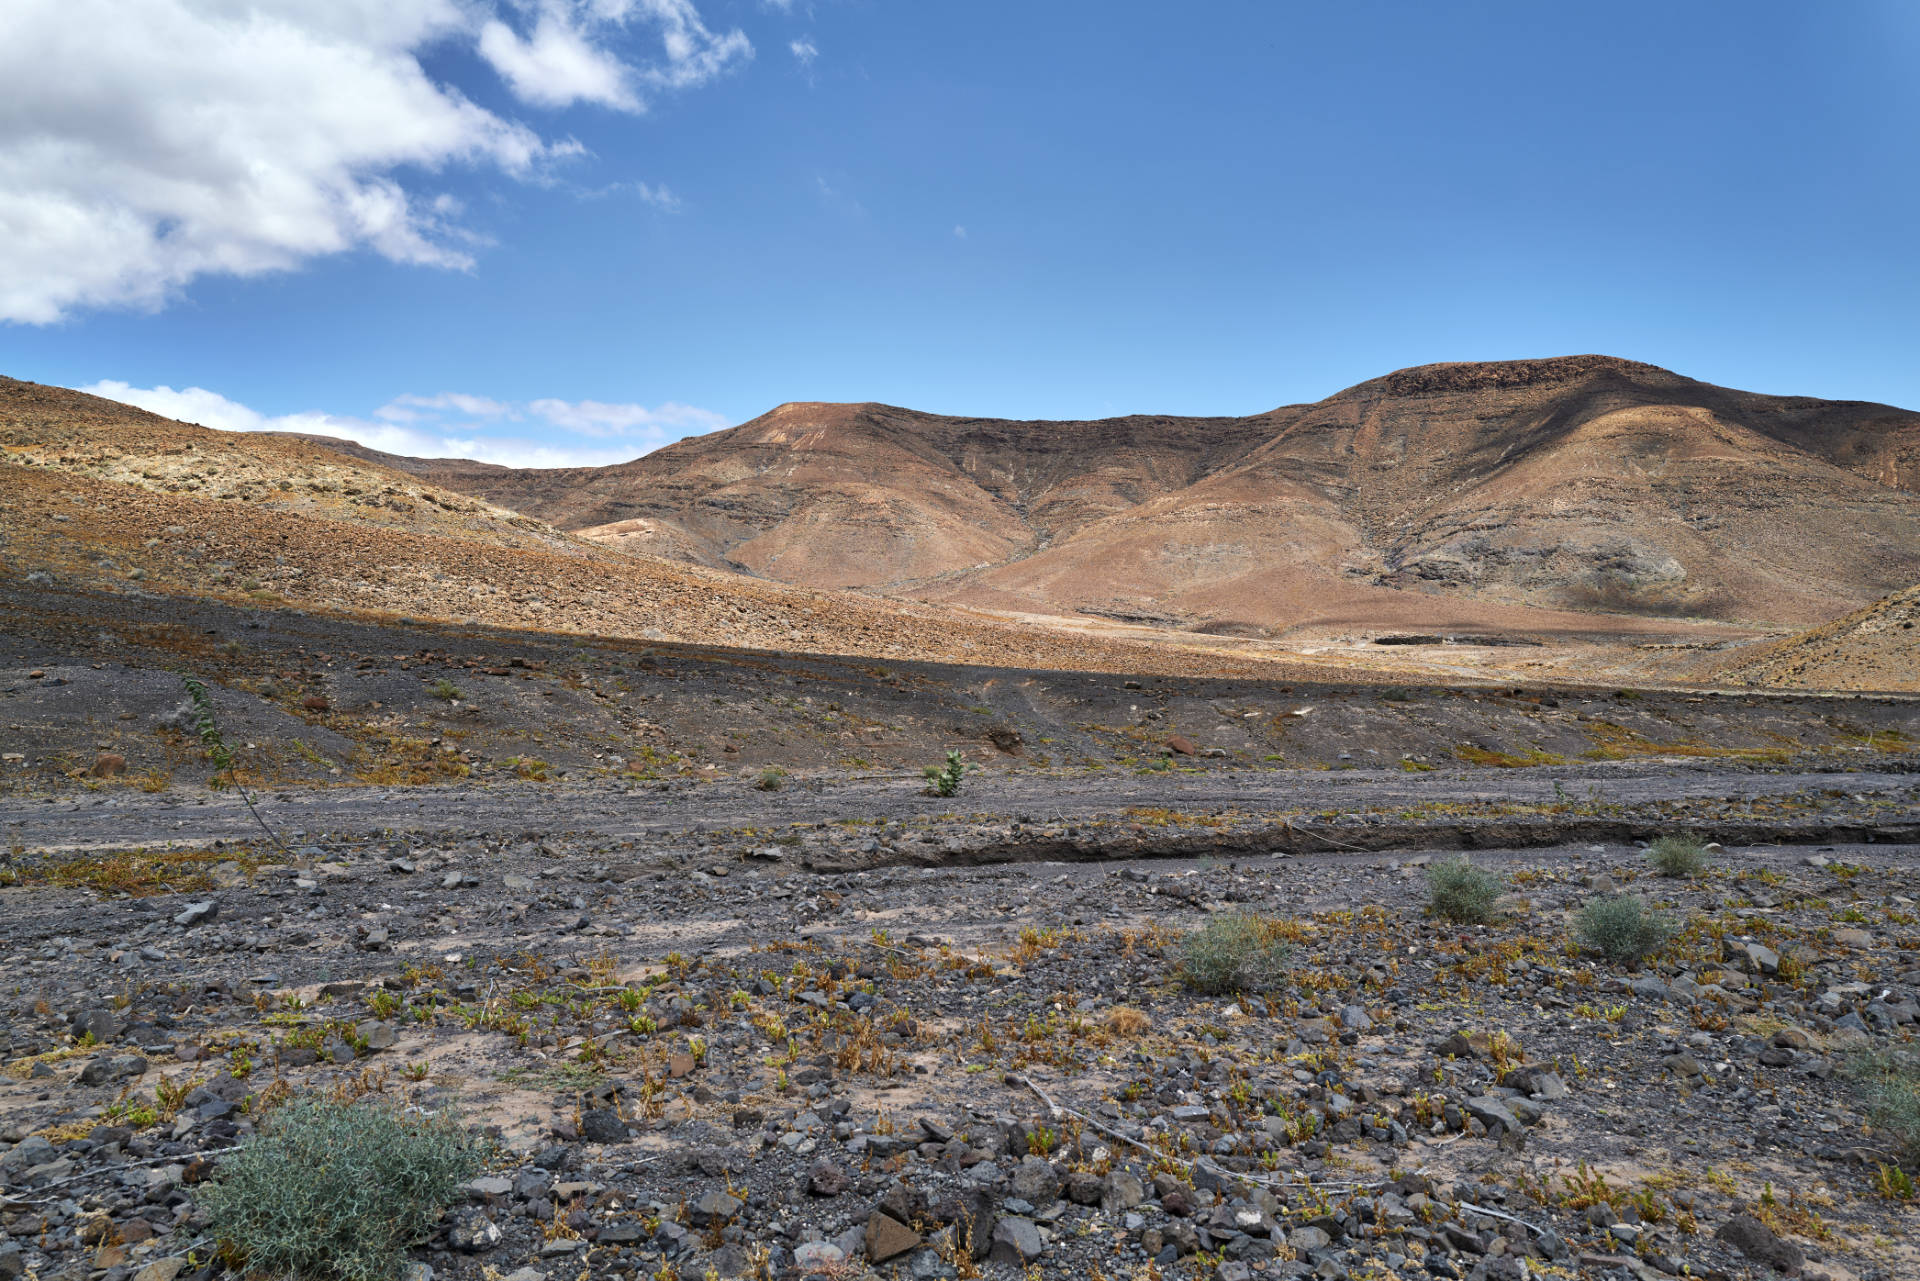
[791,1241,844,1270]
[865,1211,921,1263]
[688,1190,742,1227]
[69,1008,124,1043]
[354,1019,397,1051]
[988,1216,1044,1265]
[808,1159,852,1197]
[578,1108,628,1144]
[173,901,218,928]
[447,1210,503,1253]
[1715,1213,1805,1275]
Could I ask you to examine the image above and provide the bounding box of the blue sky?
[4,1,1918,465]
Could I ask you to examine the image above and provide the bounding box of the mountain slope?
[995,356,1920,632]
[0,377,1326,677]
[382,400,1280,586]
[396,356,1920,634]
[1715,584,1920,692]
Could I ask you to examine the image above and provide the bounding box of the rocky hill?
[382,356,1920,637]
[0,377,1329,678]
[1716,583,1920,691]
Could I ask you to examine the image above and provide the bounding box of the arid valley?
[1,353,1918,1281]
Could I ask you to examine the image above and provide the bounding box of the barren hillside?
[379,356,1920,636]
[1715,583,1920,692]
[0,377,1327,678]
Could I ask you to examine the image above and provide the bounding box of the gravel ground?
[2,828,1917,1281]
[2,582,1918,1281]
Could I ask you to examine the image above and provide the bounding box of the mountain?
[0,377,1318,677]
[383,355,1920,636]
[1716,584,1920,692]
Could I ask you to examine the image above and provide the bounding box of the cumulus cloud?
[0,0,749,324]
[79,382,272,434]
[790,37,818,66]
[479,9,642,111]
[83,379,726,468]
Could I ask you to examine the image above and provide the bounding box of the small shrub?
[1848,1049,1920,1169]
[505,756,549,781]
[202,1098,488,1281]
[755,767,786,792]
[1180,913,1292,994]
[1646,833,1709,878]
[1575,894,1674,965]
[923,750,967,797]
[1427,857,1502,924]
[182,675,234,775]
[1876,1163,1917,1201]
[430,679,461,702]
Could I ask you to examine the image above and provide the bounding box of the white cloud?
[529,397,727,436]
[633,182,683,211]
[633,0,755,93]
[790,37,818,66]
[79,382,270,433]
[82,379,727,469]
[570,179,684,210]
[478,1,750,112]
[378,392,516,421]
[437,438,646,468]
[0,0,749,325]
[480,11,642,111]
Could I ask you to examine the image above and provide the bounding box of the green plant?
[1873,1164,1916,1201]
[1427,856,1503,924]
[430,679,461,702]
[1575,894,1674,965]
[755,767,786,792]
[183,675,235,775]
[181,676,288,854]
[1179,913,1292,994]
[923,749,967,797]
[201,1098,488,1281]
[1848,1050,1920,1169]
[1646,834,1709,878]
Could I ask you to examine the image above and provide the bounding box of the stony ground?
[1,821,1918,1281]
[1,583,1917,1281]
[4,581,1917,804]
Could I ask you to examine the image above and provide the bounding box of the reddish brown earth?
[352,356,1920,646]
[0,377,1330,679]
[13,360,1920,690]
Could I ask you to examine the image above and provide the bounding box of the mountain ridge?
[338,355,1920,634]
[16,357,1920,685]
[0,375,1334,677]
